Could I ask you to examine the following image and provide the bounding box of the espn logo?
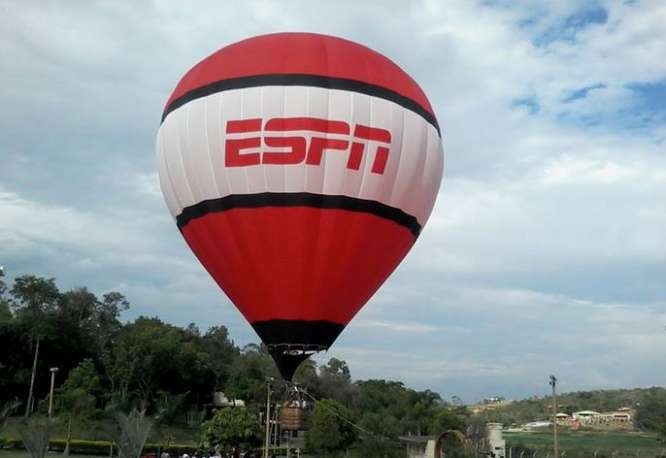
[225,117,391,175]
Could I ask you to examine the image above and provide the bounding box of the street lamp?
[0,265,5,277]
[48,367,59,418]
[264,377,274,458]
[549,375,558,458]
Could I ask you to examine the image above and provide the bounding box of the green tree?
[636,388,666,434]
[224,344,277,404]
[56,359,103,453]
[55,359,102,444]
[201,407,260,453]
[202,325,239,390]
[94,292,130,353]
[10,275,61,416]
[103,317,214,411]
[293,359,321,397]
[306,398,358,457]
[430,405,467,434]
[319,358,355,407]
[0,278,11,323]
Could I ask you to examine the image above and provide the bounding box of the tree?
[10,275,61,416]
[636,388,666,442]
[306,398,358,457]
[224,344,278,404]
[201,407,260,453]
[319,358,355,406]
[56,359,103,454]
[102,317,215,410]
[95,292,130,352]
[0,278,11,323]
[1,398,21,430]
[202,325,238,390]
[293,359,321,397]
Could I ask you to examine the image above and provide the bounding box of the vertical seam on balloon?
[218,91,232,197]
[175,107,196,206]
[382,100,401,212]
[281,86,288,195]
[259,85,269,195]
[321,38,332,199]
[309,37,329,328]
[389,99,408,208]
[185,102,203,204]
[157,129,182,214]
[240,84,250,196]
[303,87,312,192]
[418,117,429,215]
[275,84,287,315]
[203,93,220,199]
[421,120,433,228]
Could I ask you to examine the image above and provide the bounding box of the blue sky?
[1,0,665,403]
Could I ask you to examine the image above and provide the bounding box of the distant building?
[572,410,600,422]
[212,391,245,407]
[483,396,506,405]
[469,397,512,414]
[570,408,634,429]
[608,408,632,423]
[523,421,552,430]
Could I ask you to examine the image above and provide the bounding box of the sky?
[1,0,665,403]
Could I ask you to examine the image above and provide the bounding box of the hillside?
[475,386,666,428]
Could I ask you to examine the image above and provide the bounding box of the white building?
[572,410,600,422]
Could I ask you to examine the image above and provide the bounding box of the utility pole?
[550,375,558,458]
[25,338,40,417]
[272,402,279,448]
[48,367,59,418]
[264,379,272,458]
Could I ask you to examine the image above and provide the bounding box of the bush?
[0,437,198,456]
[0,436,24,449]
[48,439,111,454]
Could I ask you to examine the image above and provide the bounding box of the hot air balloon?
[156,32,443,380]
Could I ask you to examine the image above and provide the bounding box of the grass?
[0,452,98,458]
[505,430,665,453]
[2,418,199,444]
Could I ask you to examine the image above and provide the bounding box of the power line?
[290,383,401,444]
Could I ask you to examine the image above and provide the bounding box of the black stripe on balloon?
[176,192,422,238]
[161,73,441,136]
[251,319,345,350]
[252,320,346,380]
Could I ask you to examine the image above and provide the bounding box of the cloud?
[1,0,665,401]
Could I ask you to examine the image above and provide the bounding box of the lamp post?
[549,375,558,458]
[264,378,273,458]
[48,367,59,418]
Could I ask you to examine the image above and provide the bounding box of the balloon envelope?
[156,33,443,380]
